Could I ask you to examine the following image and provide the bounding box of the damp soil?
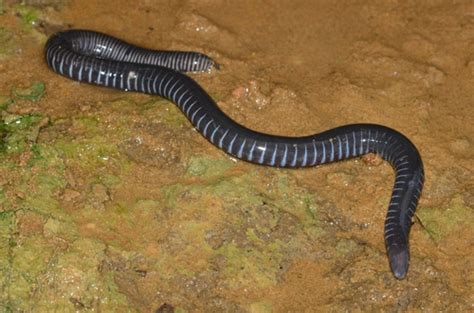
[0,0,473,312]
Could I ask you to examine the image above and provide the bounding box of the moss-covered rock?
[418,194,472,242]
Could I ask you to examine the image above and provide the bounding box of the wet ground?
[0,0,473,312]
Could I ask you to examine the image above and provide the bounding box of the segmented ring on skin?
[44,29,424,279]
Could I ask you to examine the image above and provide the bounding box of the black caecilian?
[45,30,424,279]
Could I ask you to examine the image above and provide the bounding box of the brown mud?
[0,0,472,312]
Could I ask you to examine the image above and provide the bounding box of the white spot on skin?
[127,71,137,80]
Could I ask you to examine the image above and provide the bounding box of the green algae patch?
[100,174,122,189]
[218,241,283,289]
[0,26,16,59]
[30,143,65,169]
[22,184,65,218]
[111,97,188,128]
[141,98,189,128]
[186,155,234,177]
[0,124,82,309]
[0,107,124,309]
[28,238,129,311]
[163,170,323,235]
[249,301,273,313]
[43,216,78,240]
[417,194,472,242]
[7,235,55,303]
[15,144,68,218]
[71,115,100,132]
[56,134,121,166]
[0,82,47,137]
[2,211,128,311]
[0,210,14,270]
[159,168,323,291]
[12,81,45,102]
[0,112,48,154]
[12,4,39,27]
[53,115,131,171]
[0,89,325,308]
[3,3,47,42]
[335,238,362,257]
[0,188,6,204]
[0,95,14,110]
[262,172,323,239]
[0,211,77,310]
